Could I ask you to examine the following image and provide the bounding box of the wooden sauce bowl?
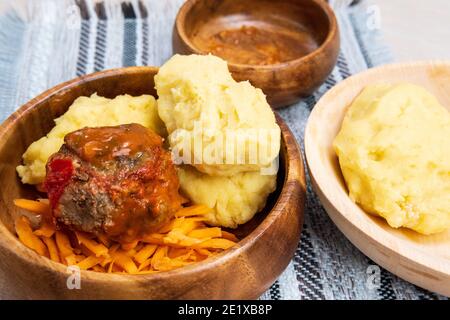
[173,0,340,108]
[0,67,306,299]
[305,61,450,297]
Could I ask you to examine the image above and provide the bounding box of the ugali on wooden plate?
[305,61,450,297]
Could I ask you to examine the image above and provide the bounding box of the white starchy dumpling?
[155,54,280,176]
[177,166,277,228]
[17,93,165,184]
[334,83,450,235]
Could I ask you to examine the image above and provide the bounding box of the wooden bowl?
[0,67,306,299]
[173,0,340,108]
[305,61,450,297]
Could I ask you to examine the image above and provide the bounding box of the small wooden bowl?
[173,0,340,108]
[0,67,306,299]
[305,61,450,297]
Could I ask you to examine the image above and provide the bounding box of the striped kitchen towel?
[0,0,447,300]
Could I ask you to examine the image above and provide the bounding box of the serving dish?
[173,0,339,108]
[305,61,450,297]
[0,66,306,299]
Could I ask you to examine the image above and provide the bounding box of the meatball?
[43,123,182,243]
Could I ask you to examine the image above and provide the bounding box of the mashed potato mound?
[177,166,277,228]
[155,54,280,176]
[17,94,164,184]
[333,83,450,234]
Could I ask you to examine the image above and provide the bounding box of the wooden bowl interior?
[0,66,304,299]
[305,61,450,295]
[181,0,331,64]
[0,66,285,247]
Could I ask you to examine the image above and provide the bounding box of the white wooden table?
[377,0,450,61]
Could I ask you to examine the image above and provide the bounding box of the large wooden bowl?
[173,0,340,108]
[305,61,450,297]
[0,67,306,299]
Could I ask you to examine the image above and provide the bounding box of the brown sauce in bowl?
[193,23,319,66]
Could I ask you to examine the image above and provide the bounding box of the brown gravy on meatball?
[44,123,182,243]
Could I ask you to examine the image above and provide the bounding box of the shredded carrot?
[14,199,51,216]
[165,230,202,247]
[221,230,239,242]
[111,265,123,273]
[92,265,106,273]
[151,246,168,270]
[175,205,211,217]
[75,255,87,263]
[125,248,137,257]
[77,255,102,270]
[42,236,60,262]
[99,256,113,268]
[55,231,73,258]
[192,251,209,261]
[168,247,191,259]
[78,244,95,257]
[157,220,176,233]
[97,233,111,247]
[108,243,119,252]
[64,254,78,266]
[75,232,108,257]
[121,240,139,251]
[195,248,213,257]
[155,257,189,271]
[134,244,157,264]
[188,227,222,239]
[15,216,48,257]
[107,260,115,273]
[33,222,55,238]
[110,251,138,274]
[142,234,166,246]
[137,258,153,271]
[195,238,236,250]
[175,218,202,234]
[14,203,238,274]
[169,249,195,262]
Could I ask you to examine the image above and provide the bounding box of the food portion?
[155,54,280,176]
[15,122,238,273]
[14,202,237,274]
[17,94,165,185]
[334,83,450,235]
[44,124,182,243]
[14,54,280,273]
[193,23,319,66]
[177,166,276,228]
[155,54,279,227]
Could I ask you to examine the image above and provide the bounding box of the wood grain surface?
[0,67,306,299]
[173,0,340,108]
[305,61,450,297]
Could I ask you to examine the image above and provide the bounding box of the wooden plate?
[305,61,450,297]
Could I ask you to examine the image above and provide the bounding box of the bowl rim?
[0,66,304,284]
[304,60,450,279]
[174,0,339,70]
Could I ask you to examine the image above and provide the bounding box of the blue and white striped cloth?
[0,0,446,300]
